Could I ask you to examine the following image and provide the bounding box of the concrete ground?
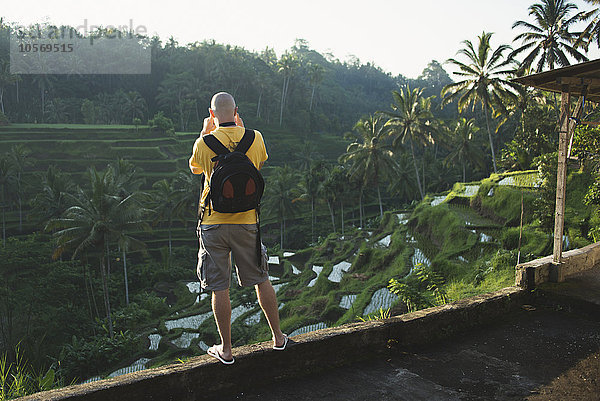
[213,268,600,401]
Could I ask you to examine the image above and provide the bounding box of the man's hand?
[235,113,244,127]
[201,116,216,136]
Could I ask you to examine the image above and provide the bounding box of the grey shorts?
[197,223,269,291]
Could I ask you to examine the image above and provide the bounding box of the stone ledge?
[515,242,600,288]
[19,286,528,401]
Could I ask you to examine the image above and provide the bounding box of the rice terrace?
[1,0,600,399]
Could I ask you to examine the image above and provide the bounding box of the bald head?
[210,92,237,122]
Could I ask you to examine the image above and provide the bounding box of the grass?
[384,168,595,315]
[445,265,514,301]
[447,204,500,228]
[0,346,65,400]
[478,186,538,226]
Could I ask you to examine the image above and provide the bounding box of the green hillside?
[0,124,194,184]
[113,171,586,378]
[4,168,592,383]
[0,123,349,245]
[0,123,348,180]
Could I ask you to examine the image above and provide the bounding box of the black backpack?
[202,128,265,215]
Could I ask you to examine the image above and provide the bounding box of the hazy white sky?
[2,0,598,78]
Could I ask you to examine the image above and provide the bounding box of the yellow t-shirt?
[189,125,268,224]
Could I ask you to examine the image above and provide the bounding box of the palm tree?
[318,164,353,234]
[0,155,14,247]
[347,171,366,229]
[114,208,149,306]
[388,152,417,203]
[495,67,541,133]
[263,165,300,247]
[121,91,147,123]
[31,74,56,122]
[318,165,339,233]
[576,0,600,49]
[295,162,324,243]
[30,165,75,225]
[511,0,587,73]
[108,159,145,198]
[8,145,31,232]
[45,99,69,123]
[382,86,435,200]
[107,160,149,306]
[444,118,486,182]
[442,32,519,174]
[295,141,323,172]
[150,178,179,256]
[156,72,193,131]
[308,63,324,111]
[277,53,298,126]
[339,115,399,219]
[47,167,143,339]
[171,170,203,230]
[254,69,272,120]
[422,150,451,194]
[328,165,350,235]
[0,60,19,115]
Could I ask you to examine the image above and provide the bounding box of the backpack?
[202,128,265,215]
[198,128,266,266]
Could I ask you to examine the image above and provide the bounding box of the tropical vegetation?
[2,0,600,397]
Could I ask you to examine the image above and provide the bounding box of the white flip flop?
[207,345,235,365]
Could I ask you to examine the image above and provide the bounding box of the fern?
[388,263,449,313]
[356,307,391,322]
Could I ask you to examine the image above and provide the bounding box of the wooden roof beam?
[556,77,600,87]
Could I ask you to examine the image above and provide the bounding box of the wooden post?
[567,90,587,159]
[553,86,570,265]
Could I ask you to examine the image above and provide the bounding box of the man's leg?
[255,280,285,347]
[211,288,233,360]
[229,225,285,347]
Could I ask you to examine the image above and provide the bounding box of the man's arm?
[189,163,203,175]
[256,130,268,171]
[189,138,204,175]
[189,115,218,174]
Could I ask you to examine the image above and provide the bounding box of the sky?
[2,0,599,79]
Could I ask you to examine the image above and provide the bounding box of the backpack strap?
[256,206,262,267]
[201,135,229,218]
[235,129,255,154]
[203,134,230,156]
[237,129,260,265]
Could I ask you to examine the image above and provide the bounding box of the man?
[189,92,288,365]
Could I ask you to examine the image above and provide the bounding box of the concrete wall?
[19,287,528,401]
[515,241,600,288]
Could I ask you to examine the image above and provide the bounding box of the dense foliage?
[1,0,600,398]
[0,22,410,135]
